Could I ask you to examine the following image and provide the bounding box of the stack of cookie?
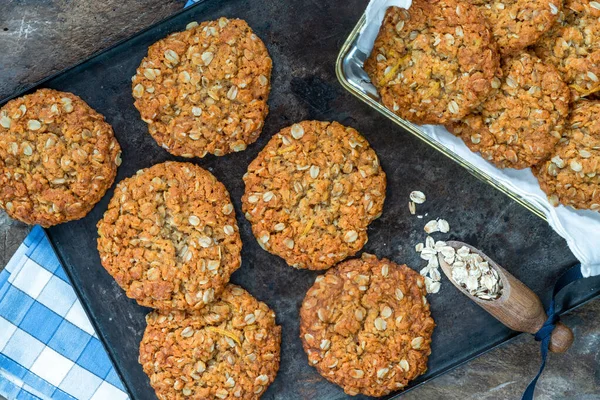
[365,0,600,212]
[97,18,282,400]
[97,166,282,398]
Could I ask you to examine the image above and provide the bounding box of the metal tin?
[336,15,546,220]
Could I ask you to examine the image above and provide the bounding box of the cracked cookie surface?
[364,1,500,125]
[132,17,272,157]
[140,284,281,400]
[532,0,600,100]
[466,0,561,55]
[242,121,386,270]
[0,88,121,227]
[97,161,242,310]
[534,100,600,210]
[447,52,570,169]
[300,253,435,397]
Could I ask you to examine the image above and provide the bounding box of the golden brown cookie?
[300,253,435,397]
[132,17,272,158]
[364,1,501,125]
[534,100,600,211]
[97,161,242,310]
[0,89,121,227]
[140,285,281,400]
[466,0,561,55]
[532,0,600,100]
[447,52,570,169]
[242,121,386,270]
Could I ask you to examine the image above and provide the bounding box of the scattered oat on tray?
[132,17,272,158]
[409,190,425,214]
[424,218,450,234]
[242,120,386,270]
[408,190,452,293]
[299,253,435,397]
[534,100,600,211]
[140,285,281,399]
[416,236,452,294]
[364,0,501,125]
[97,161,242,311]
[0,88,121,227]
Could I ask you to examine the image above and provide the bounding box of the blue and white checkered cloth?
[0,226,129,400]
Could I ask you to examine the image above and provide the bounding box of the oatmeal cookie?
[0,89,121,227]
[467,0,561,55]
[97,161,242,310]
[300,253,435,397]
[140,284,281,400]
[364,1,500,125]
[242,121,386,270]
[534,100,600,210]
[132,17,272,158]
[447,52,570,169]
[532,0,600,100]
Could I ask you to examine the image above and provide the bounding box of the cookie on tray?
[446,52,570,169]
[132,17,272,158]
[364,1,501,125]
[242,121,386,270]
[534,100,600,211]
[140,284,281,400]
[0,88,121,227]
[97,161,242,310]
[300,253,435,397]
[466,0,561,55]
[532,0,600,100]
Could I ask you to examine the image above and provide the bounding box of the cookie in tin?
[534,100,600,211]
[532,0,600,100]
[364,0,501,125]
[447,52,570,169]
[466,0,561,55]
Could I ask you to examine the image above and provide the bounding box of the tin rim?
[335,15,546,220]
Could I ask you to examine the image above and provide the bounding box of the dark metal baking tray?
[2,0,599,399]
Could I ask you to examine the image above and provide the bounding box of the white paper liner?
[357,0,600,277]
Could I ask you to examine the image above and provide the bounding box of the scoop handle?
[549,322,574,353]
[490,268,574,353]
[500,270,573,353]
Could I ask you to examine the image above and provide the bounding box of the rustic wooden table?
[1,1,599,399]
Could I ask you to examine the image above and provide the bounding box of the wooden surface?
[0,0,183,100]
[0,1,599,399]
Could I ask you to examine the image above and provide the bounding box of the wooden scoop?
[438,241,574,353]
